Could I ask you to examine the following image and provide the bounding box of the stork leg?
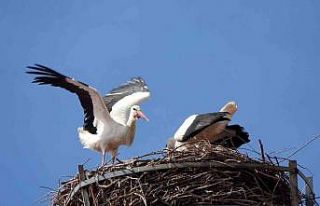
[111,150,117,165]
[100,152,106,167]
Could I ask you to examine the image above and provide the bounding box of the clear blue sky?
[1,1,319,205]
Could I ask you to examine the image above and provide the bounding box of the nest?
[53,142,292,206]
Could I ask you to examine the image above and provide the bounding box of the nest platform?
[52,142,310,206]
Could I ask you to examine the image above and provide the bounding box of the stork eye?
[133,108,137,111]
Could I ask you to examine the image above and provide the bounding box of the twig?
[258,139,265,163]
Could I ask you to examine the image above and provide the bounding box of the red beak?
[137,111,149,121]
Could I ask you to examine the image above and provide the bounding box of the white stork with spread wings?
[27,64,150,166]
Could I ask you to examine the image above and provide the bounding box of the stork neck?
[126,112,136,127]
[110,108,130,126]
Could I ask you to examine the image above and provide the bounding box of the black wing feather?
[214,124,250,149]
[26,64,97,134]
[103,77,149,112]
[181,112,230,142]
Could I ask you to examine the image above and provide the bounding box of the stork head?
[219,101,237,115]
[131,105,149,121]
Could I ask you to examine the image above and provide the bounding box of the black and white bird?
[27,64,150,165]
[167,101,249,151]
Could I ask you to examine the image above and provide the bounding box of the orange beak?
[136,110,149,121]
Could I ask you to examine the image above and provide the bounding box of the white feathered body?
[27,65,150,164]
[78,118,136,155]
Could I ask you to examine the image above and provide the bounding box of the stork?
[27,64,150,166]
[167,101,249,151]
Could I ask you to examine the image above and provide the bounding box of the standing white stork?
[27,64,150,166]
[167,101,249,151]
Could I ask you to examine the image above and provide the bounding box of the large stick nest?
[53,142,292,206]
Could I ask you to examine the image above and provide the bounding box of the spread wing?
[26,64,111,134]
[103,77,150,112]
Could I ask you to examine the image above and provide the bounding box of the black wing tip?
[26,63,48,70]
[213,124,250,149]
[26,64,41,73]
[227,124,246,131]
[26,64,65,77]
[227,124,250,140]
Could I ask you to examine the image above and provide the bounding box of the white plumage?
[27,64,150,165]
[167,101,249,151]
[173,115,197,142]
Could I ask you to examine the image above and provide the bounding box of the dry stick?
[266,154,274,165]
[274,156,280,166]
[78,165,91,206]
[258,139,265,163]
[133,192,147,206]
[89,186,98,206]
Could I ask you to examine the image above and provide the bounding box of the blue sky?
[1,1,319,205]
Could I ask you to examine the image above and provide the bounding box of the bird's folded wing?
[175,112,230,142]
